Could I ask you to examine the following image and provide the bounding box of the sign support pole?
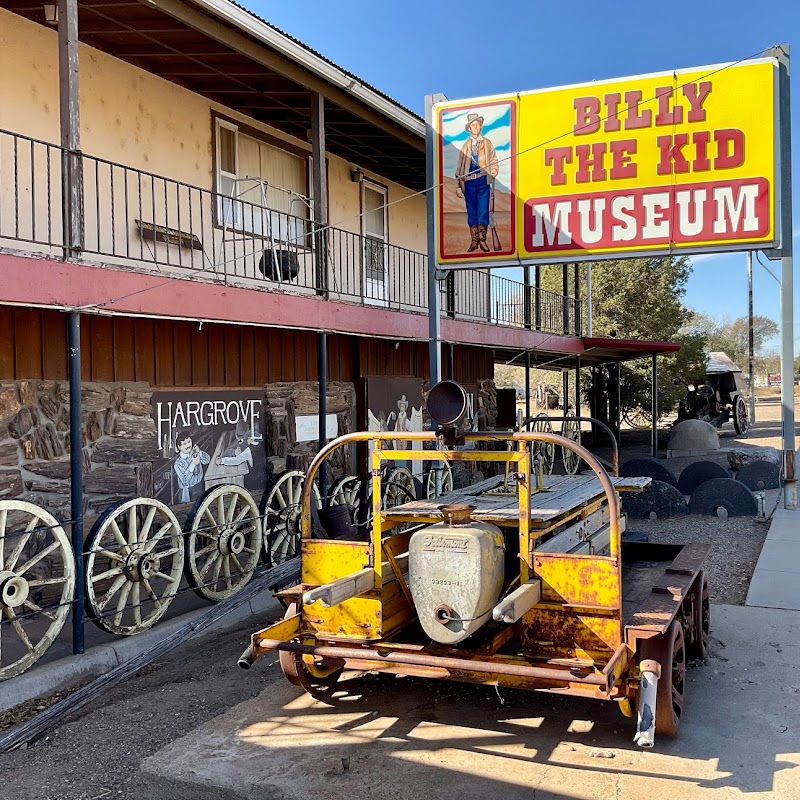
[747,251,756,425]
[772,47,796,509]
[426,93,446,390]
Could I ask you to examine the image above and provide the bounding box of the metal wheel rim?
[0,500,75,680]
[687,572,710,660]
[529,414,555,475]
[85,497,183,636]
[262,470,321,567]
[561,413,582,475]
[426,461,453,499]
[735,396,749,434]
[185,485,262,602]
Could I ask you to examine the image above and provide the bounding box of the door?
[362,182,388,306]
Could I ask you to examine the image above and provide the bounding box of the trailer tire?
[686,572,710,661]
[639,620,686,736]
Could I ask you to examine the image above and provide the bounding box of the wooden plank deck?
[384,474,650,527]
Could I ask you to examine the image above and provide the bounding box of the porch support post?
[58,0,83,257]
[425,93,446,389]
[525,350,531,425]
[562,263,570,334]
[317,332,327,500]
[68,312,85,654]
[311,92,328,297]
[651,353,658,459]
[534,264,541,330]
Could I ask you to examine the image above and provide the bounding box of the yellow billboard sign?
[435,58,778,265]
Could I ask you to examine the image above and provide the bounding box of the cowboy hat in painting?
[465,112,484,131]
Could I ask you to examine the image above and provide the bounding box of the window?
[214,118,310,245]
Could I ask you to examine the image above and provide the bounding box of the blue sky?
[254,0,799,346]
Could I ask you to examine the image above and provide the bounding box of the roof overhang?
[4,0,427,190]
[494,336,681,371]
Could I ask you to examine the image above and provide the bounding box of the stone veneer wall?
[0,379,356,522]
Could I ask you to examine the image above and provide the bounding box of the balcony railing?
[0,128,583,335]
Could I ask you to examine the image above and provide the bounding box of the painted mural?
[152,390,267,505]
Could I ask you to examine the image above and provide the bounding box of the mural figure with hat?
[456,112,500,252]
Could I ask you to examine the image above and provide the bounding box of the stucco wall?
[0,8,426,255]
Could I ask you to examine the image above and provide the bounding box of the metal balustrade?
[0,128,584,335]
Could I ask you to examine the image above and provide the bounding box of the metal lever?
[492,579,542,623]
[302,567,374,608]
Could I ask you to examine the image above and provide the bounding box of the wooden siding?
[0,306,493,387]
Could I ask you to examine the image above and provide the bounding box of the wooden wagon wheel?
[279,603,344,700]
[0,500,75,680]
[639,619,686,736]
[85,497,183,636]
[527,413,555,475]
[383,467,417,508]
[184,485,262,602]
[328,475,363,524]
[686,571,710,661]
[560,412,582,475]
[623,407,653,430]
[425,461,453,500]
[261,470,321,567]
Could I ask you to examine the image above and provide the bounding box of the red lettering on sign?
[656,133,691,175]
[714,129,745,169]
[624,90,652,129]
[609,139,637,179]
[604,92,622,132]
[544,146,573,186]
[692,131,711,172]
[655,86,684,125]
[683,81,713,122]
[575,143,607,183]
[573,97,601,135]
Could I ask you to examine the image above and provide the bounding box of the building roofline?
[187,0,426,139]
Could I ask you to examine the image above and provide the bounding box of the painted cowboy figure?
[456,112,500,253]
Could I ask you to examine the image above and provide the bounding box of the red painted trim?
[582,336,680,354]
[0,254,585,354]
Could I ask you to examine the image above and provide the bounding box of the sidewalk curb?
[1,593,281,715]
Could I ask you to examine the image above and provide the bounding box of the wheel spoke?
[155,545,181,559]
[143,521,174,554]
[217,495,226,529]
[26,576,68,587]
[227,492,238,524]
[95,547,124,563]
[153,570,178,583]
[90,566,125,584]
[139,506,157,542]
[223,555,232,590]
[113,582,132,628]
[21,599,58,622]
[0,508,7,569]
[194,541,219,559]
[141,578,162,609]
[96,574,128,612]
[6,523,35,571]
[204,508,219,533]
[132,583,142,627]
[8,610,35,652]
[200,553,220,581]
[233,505,251,525]
[127,506,138,546]
[109,518,128,551]
[15,540,62,576]
[229,551,244,575]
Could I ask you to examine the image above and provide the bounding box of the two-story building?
[0,0,596,522]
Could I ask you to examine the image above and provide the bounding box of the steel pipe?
[255,639,610,688]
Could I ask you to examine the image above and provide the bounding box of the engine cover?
[408,520,505,644]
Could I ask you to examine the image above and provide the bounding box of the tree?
[685,313,778,366]
[538,257,705,415]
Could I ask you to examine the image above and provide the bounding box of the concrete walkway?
[141,604,800,800]
[747,504,800,610]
